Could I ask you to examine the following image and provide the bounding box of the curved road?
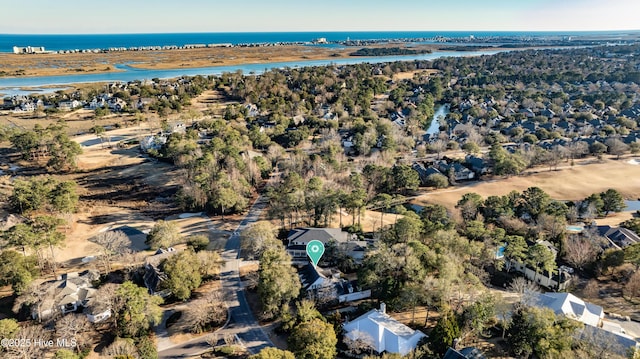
[158,188,275,358]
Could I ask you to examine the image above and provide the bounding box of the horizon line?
[3,29,640,36]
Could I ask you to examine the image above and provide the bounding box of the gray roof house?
[287,228,355,262]
[32,270,110,323]
[597,226,640,249]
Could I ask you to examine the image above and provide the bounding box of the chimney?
[379,302,386,314]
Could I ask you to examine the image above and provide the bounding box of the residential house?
[537,292,639,355]
[507,241,572,290]
[143,247,178,297]
[343,303,427,356]
[536,292,604,327]
[108,98,127,112]
[58,100,83,111]
[298,264,371,303]
[597,226,640,249]
[464,156,490,176]
[435,160,475,181]
[286,228,354,263]
[31,270,110,323]
[443,347,486,359]
[411,163,442,186]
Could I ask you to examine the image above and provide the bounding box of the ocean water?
[0,31,620,53]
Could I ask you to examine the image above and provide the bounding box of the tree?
[31,215,66,275]
[161,250,202,300]
[5,325,50,359]
[250,347,295,359]
[258,246,301,319]
[115,281,163,338]
[460,293,496,343]
[507,277,540,306]
[394,212,423,243]
[8,177,50,214]
[241,221,279,259]
[456,192,484,222]
[92,230,132,272]
[54,349,80,359]
[506,304,582,358]
[55,314,92,354]
[462,142,480,155]
[49,180,79,213]
[136,335,158,359]
[503,235,527,273]
[429,308,460,356]
[0,318,19,341]
[145,220,181,250]
[211,184,241,220]
[183,291,226,334]
[0,250,39,295]
[606,138,629,159]
[624,270,640,300]
[600,188,625,215]
[526,243,556,282]
[102,338,138,358]
[373,193,393,233]
[519,187,551,222]
[186,234,209,252]
[563,236,600,270]
[288,318,337,359]
[391,164,420,194]
[425,173,448,189]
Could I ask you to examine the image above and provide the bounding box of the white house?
[343,304,427,356]
[536,292,604,327]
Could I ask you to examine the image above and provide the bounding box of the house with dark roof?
[597,226,640,248]
[443,347,486,359]
[286,228,357,262]
[412,163,442,186]
[435,160,475,181]
[143,247,179,297]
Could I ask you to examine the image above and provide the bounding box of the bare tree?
[605,138,629,160]
[344,330,376,356]
[183,290,227,334]
[5,325,50,359]
[563,236,601,271]
[508,277,540,306]
[91,230,132,272]
[624,271,640,300]
[101,337,138,358]
[55,314,92,354]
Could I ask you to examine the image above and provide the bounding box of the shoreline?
[0,44,435,79]
[0,42,578,80]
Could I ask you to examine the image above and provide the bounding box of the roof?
[298,264,328,290]
[346,309,423,338]
[537,292,603,327]
[443,347,486,359]
[597,226,640,247]
[287,228,350,245]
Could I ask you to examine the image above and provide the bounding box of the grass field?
[415,156,640,213]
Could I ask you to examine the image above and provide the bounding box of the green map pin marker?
[306,240,325,266]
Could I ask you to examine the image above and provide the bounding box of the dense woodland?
[1,44,640,358]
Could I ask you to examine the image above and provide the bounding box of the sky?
[1,0,639,34]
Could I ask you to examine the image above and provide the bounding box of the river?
[0,49,504,95]
[425,104,450,137]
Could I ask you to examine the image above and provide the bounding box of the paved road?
[158,188,275,358]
